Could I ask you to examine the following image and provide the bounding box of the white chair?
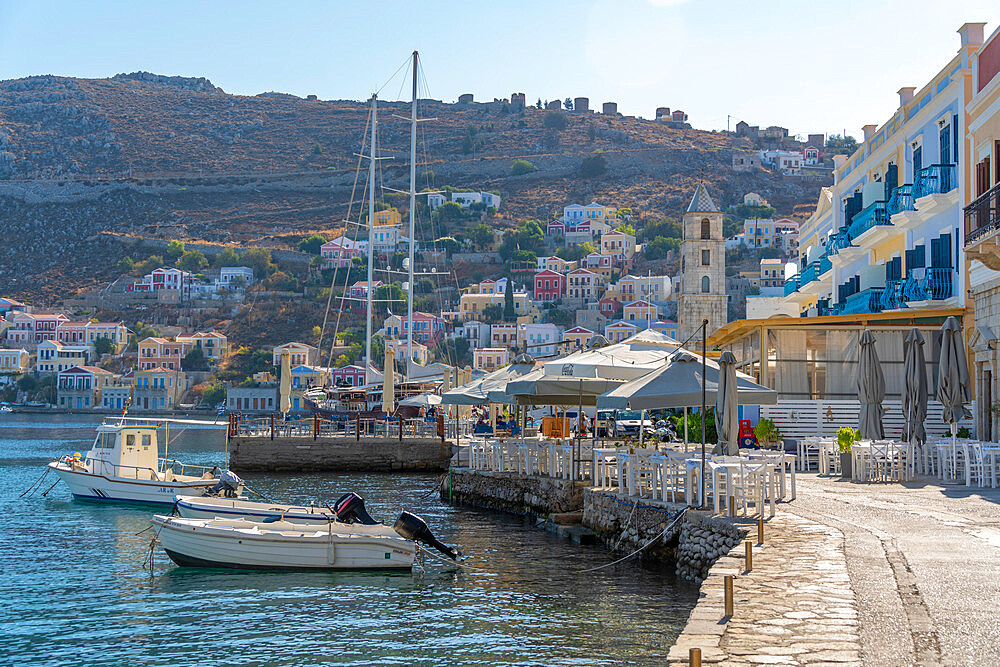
[961,442,986,487]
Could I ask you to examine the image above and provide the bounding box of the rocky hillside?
[0,72,830,303]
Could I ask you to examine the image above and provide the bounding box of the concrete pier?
[229,436,454,472]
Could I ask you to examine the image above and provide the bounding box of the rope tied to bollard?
[579,507,691,573]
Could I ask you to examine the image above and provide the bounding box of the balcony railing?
[849,200,890,239]
[783,275,800,296]
[826,226,852,256]
[912,164,956,199]
[841,288,884,315]
[887,184,914,216]
[901,267,954,302]
[800,263,817,286]
[880,279,904,310]
[965,182,1000,246]
[798,253,832,288]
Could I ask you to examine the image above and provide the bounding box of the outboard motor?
[333,492,378,525]
[394,511,460,560]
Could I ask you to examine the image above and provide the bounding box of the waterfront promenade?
[668,474,1000,666]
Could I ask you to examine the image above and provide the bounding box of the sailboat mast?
[407,51,418,373]
[365,93,377,386]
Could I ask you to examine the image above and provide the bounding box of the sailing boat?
[306,52,440,421]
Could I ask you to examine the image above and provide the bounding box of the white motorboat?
[151,495,459,571]
[48,417,241,506]
[175,495,338,524]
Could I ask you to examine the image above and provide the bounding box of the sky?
[0,0,996,141]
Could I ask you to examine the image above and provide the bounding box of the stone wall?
[443,469,745,576]
[443,468,584,515]
[229,436,453,472]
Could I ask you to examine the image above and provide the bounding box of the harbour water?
[1,414,697,666]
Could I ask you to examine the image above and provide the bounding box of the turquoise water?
[1,414,697,666]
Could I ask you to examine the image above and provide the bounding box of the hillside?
[0,72,830,304]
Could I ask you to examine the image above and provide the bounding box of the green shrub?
[510,159,537,176]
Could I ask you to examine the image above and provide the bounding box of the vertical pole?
[364,94,377,387]
[356,412,361,441]
[724,575,734,618]
[745,541,753,572]
[757,517,765,544]
[701,319,707,509]
[689,648,702,667]
[406,51,418,372]
[270,414,274,440]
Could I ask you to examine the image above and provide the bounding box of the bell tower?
[677,184,728,344]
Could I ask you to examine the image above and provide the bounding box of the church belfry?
[677,184,727,344]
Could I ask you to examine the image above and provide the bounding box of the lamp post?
[701,318,707,509]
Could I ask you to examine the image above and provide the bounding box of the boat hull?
[49,462,216,506]
[152,516,415,570]
[175,496,336,524]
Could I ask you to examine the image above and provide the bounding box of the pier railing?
[230,414,446,441]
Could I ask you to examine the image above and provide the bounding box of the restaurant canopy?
[597,349,777,410]
[440,355,536,406]
[504,330,684,406]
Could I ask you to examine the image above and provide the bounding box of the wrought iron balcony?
[841,288,884,315]
[848,200,890,239]
[783,275,800,296]
[912,164,956,199]
[965,182,1000,246]
[880,279,904,310]
[901,267,953,302]
[887,184,914,216]
[826,226,852,256]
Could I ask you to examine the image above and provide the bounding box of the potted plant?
[754,418,782,450]
[837,427,859,479]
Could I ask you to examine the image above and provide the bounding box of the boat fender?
[393,511,460,561]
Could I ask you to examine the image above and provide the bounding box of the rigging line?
[375,55,412,96]
[324,103,372,367]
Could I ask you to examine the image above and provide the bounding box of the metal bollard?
[688,647,702,667]
[724,575,734,618]
[757,517,765,544]
[745,541,753,572]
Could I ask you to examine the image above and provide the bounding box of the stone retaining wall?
[443,468,584,515]
[444,469,744,575]
[229,436,453,472]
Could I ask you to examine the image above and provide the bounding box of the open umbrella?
[937,316,970,445]
[902,328,928,445]
[398,392,441,408]
[715,351,740,455]
[856,330,885,440]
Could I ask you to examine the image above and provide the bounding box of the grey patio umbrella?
[937,317,970,442]
[715,351,740,456]
[856,330,886,440]
[902,328,928,445]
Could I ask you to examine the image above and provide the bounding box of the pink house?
[6,313,69,347]
[321,236,367,269]
[533,270,566,302]
[56,321,89,345]
[128,268,192,293]
[331,364,369,387]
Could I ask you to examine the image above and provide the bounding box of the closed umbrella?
[856,330,885,440]
[902,328,928,446]
[382,348,395,415]
[715,351,739,456]
[937,316,970,445]
[279,349,291,415]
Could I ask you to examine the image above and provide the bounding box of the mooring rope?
[579,507,690,574]
[19,467,50,498]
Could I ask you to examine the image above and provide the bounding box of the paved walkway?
[668,473,1000,666]
[668,512,862,666]
[787,474,1000,666]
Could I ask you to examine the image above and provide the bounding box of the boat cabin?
[87,422,163,480]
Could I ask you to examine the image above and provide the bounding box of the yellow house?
[373,208,401,226]
[622,300,657,324]
[562,326,594,350]
[566,268,606,301]
[473,347,509,372]
[459,292,529,319]
[0,348,29,373]
[604,321,638,343]
[600,229,636,260]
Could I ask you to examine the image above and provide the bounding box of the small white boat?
[153,494,459,571]
[49,418,240,506]
[175,495,338,524]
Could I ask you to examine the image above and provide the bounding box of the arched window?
[701,276,710,293]
[701,218,711,240]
